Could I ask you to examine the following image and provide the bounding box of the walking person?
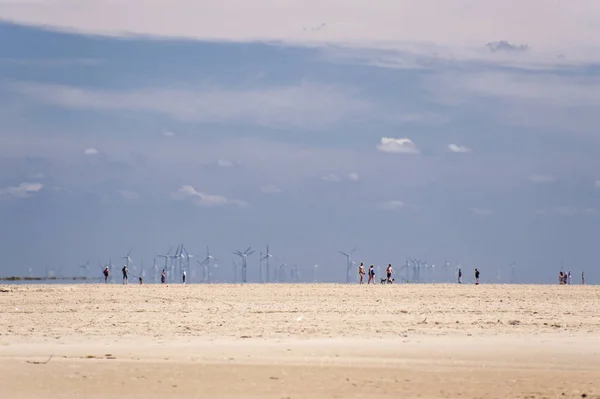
[568,270,572,285]
[368,265,375,284]
[458,268,462,284]
[103,266,110,284]
[582,271,585,285]
[122,265,129,285]
[359,263,365,284]
[386,264,394,284]
[474,268,480,285]
[161,269,166,284]
[182,270,187,284]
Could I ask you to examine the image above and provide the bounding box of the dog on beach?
[380,278,394,284]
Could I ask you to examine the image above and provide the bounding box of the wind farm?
[1,241,576,286]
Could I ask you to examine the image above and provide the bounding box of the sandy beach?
[1,283,599,398]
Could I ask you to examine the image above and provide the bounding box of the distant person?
[474,268,480,285]
[582,271,585,285]
[103,266,110,284]
[368,264,375,284]
[161,269,166,284]
[568,270,572,285]
[458,268,462,284]
[122,265,129,285]
[559,271,564,285]
[139,276,143,284]
[386,264,394,284]
[182,270,187,284]
[359,263,365,284]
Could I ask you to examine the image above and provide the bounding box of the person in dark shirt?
[458,268,462,284]
[103,266,110,284]
[474,268,480,285]
[122,266,129,285]
[161,269,166,284]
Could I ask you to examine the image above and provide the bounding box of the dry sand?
[1,283,599,398]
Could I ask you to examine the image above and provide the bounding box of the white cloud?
[346,172,360,182]
[11,82,371,130]
[171,185,247,207]
[118,190,139,200]
[321,173,359,182]
[0,182,43,198]
[321,174,342,182]
[472,208,493,216]
[83,148,98,155]
[2,1,600,52]
[378,200,406,211]
[529,174,555,183]
[377,137,419,154]
[260,185,282,194]
[447,144,471,153]
[217,159,235,168]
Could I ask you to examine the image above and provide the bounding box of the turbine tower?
[121,249,133,274]
[510,261,516,284]
[338,247,356,283]
[156,247,172,282]
[79,260,90,279]
[233,247,255,283]
[260,245,273,283]
[198,246,218,283]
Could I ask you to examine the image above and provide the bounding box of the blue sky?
[1,1,600,283]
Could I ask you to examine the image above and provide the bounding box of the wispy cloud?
[377,200,406,211]
[216,159,243,168]
[83,148,98,155]
[260,185,282,194]
[162,131,175,137]
[472,208,493,216]
[321,172,360,182]
[118,189,139,200]
[595,180,600,188]
[447,144,471,153]
[0,182,43,199]
[10,81,371,130]
[2,0,599,52]
[376,137,419,154]
[171,185,247,207]
[529,174,555,183]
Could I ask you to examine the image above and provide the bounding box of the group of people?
[357,263,482,285]
[358,263,394,284]
[457,268,480,284]
[559,270,585,285]
[103,265,187,285]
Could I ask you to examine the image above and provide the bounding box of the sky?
[1,0,600,283]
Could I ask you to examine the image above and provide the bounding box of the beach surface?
[1,283,599,398]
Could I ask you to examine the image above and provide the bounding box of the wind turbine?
[510,261,516,284]
[312,264,319,282]
[121,249,133,274]
[156,247,172,282]
[277,263,287,282]
[338,247,356,283]
[260,245,273,283]
[198,246,218,283]
[169,245,183,279]
[233,247,255,283]
[79,260,90,279]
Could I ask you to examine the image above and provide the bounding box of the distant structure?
[487,40,529,53]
